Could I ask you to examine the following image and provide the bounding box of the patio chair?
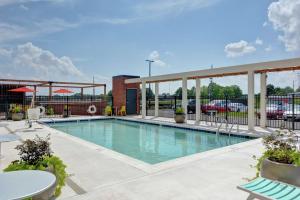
[237,177,300,200]
[119,106,126,116]
[26,108,40,128]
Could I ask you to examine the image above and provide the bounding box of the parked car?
[187,99,196,114]
[228,103,247,112]
[257,104,285,119]
[201,100,231,114]
[283,105,300,121]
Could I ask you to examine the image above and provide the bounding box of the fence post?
[292,94,295,131]
[67,96,69,117]
[5,95,8,120]
[174,96,177,111]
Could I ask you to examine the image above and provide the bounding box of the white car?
[228,103,247,112]
[283,105,300,121]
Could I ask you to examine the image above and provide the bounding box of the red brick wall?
[46,101,107,116]
[112,75,140,114]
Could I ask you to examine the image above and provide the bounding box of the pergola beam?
[125,57,300,84]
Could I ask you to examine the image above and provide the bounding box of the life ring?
[87,105,97,114]
[37,106,46,116]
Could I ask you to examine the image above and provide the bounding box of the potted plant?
[253,130,300,186]
[174,107,185,123]
[47,107,54,116]
[4,135,67,199]
[11,105,24,121]
[62,105,71,118]
[105,106,112,116]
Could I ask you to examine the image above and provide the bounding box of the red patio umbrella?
[53,89,73,94]
[9,87,35,93]
[9,87,36,108]
[54,89,73,117]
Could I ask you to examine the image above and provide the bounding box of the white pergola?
[125,57,300,130]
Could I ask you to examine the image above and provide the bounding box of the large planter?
[12,113,24,121]
[261,158,300,187]
[174,114,185,123]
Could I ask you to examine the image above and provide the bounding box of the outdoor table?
[0,134,20,159]
[0,170,56,200]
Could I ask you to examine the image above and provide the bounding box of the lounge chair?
[238,177,300,200]
[119,106,126,116]
[26,108,40,128]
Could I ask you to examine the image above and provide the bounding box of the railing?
[145,94,300,130]
[0,95,112,119]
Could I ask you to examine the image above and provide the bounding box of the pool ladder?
[216,119,239,136]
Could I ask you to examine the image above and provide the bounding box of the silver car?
[283,105,300,121]
[228,103,247,112]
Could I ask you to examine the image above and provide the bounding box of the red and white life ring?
[87,105,97,114]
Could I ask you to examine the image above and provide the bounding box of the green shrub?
[175,107,184,115]
[105,106,112,115]
[47,107,54,115]
[4,135,67,197]
[253,130,300,177]
[16,135,52,165]
[11,105,22,113]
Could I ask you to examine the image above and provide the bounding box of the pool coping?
[39,116,263,173]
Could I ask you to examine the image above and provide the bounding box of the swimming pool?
[49,119,252,164]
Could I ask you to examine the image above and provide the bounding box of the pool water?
[49,119,252,164]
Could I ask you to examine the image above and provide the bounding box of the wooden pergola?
[0,78,107,99]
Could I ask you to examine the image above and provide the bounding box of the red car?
[201,100,231,114]
[257,104,285,119]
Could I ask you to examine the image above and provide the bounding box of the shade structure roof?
[53,88,73,94]
[8,87,35,93]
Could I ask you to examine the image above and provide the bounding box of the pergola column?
[48,82,52,101]
[260,73,267,128]
[248,70,255,131]
[195,78,201,124]
[155,82,159,117]
[142,80,146,119]
[182,77,188,122]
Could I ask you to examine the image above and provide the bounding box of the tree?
[146,88,154,98]
[267,84,294,96]
[107,90,112,97]
[173,83,243,99]
[267,84,275,96]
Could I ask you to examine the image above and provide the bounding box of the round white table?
[0,134,20,159]
[0,170,56,200]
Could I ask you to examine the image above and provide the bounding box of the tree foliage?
[267,84,294,96]
[174,83,242,98]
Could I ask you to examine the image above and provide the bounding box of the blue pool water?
[49,119,252,164]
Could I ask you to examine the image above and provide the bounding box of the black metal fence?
[145,94,300,130]
[0,95,112,119]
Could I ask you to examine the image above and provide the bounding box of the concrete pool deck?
[0,116,267,200]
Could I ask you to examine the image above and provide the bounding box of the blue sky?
[0,0,300,94]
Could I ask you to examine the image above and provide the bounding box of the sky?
[0,0,300,94]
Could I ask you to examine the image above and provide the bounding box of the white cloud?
[268,0,300,51]
[255,38,263,45]
[0,42,85,81]
[263,21,268,27]
[148,51,167,67]
[135,0,220,17]
[265,46,272,52]
[19,4,29,10]
[224,40,256,58]
[0,18,79,43]
[0,0,68,7]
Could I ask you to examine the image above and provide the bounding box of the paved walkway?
[0,118,264,200]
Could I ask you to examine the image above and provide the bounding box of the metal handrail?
[216,118,227,135]
[228,120,239,136]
